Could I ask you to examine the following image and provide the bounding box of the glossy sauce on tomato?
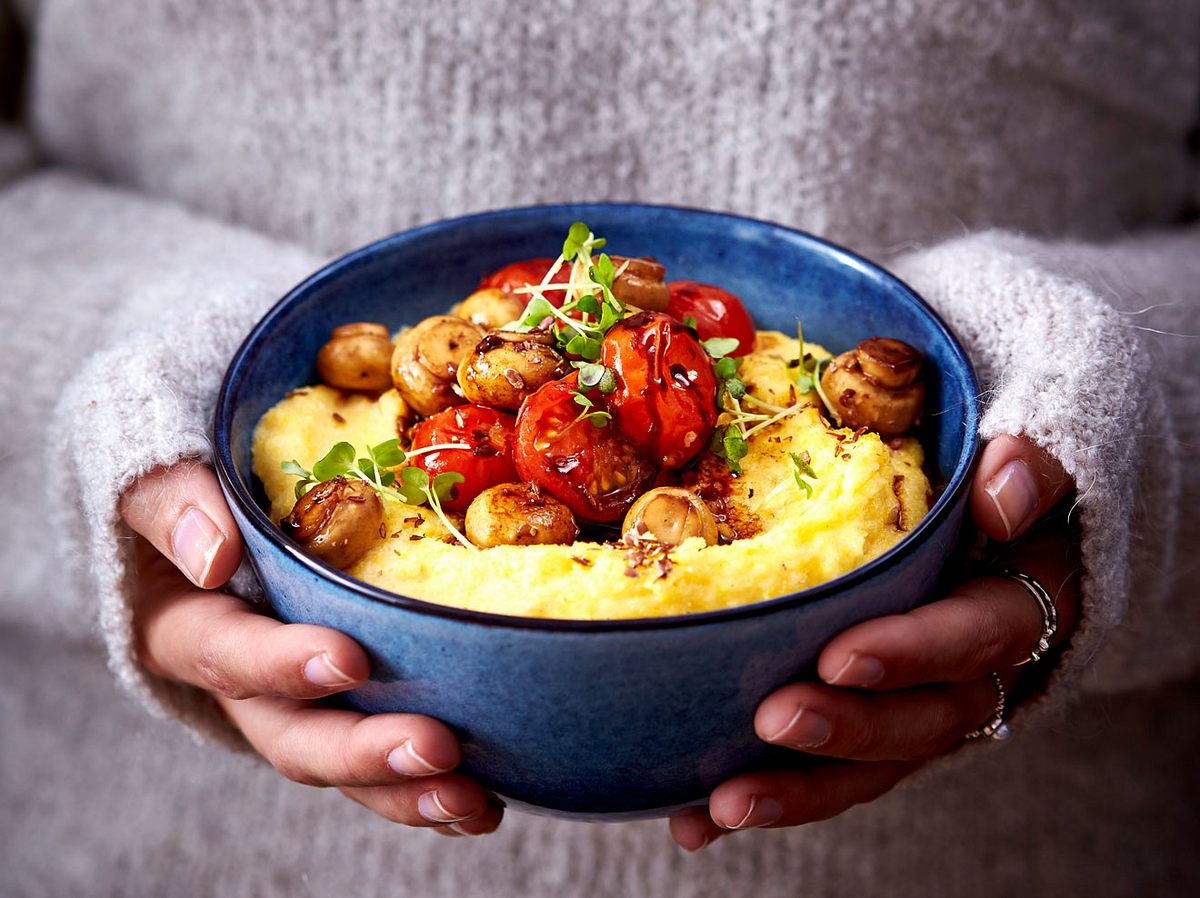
[600,312,720,469]
[666,281,756,357]
[409,405,518,513]
[513,374,657,522]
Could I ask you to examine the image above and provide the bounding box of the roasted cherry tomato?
[666,281,756,358]
[409,405,518,513]
[513,374,657,522]
[600,311,720,469]
[478,258,571,305]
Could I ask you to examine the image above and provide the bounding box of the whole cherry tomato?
[600,311,720,469]
[409,405,518,513]
[478,258,572,305]
[513,374,657,522]
[665,281,756,358]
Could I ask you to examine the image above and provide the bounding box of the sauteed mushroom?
[451,288,525,330]
[456,331,569,411]
[820,337,925,437]
[609,256,671,311]
[464,482,579,547]
[316,322,394,392]
[622,487,719,547]
[281,477,384,569]
[390,315,485,417]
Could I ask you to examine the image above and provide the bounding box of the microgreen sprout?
[509,223,628,358]
[790,320,839,419]
[788,450,818,499]
[569,388,613,428]
[576,361,618,394]
[282,439,478,550]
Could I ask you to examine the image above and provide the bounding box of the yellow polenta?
[252,331,930,619]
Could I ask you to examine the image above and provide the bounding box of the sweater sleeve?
[892,228,1200,701]
[0,170,321,745]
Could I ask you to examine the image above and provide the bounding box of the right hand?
[120,461,503,837]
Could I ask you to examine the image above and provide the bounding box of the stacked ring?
[996,567,1058,665]
[965,672,1010,741]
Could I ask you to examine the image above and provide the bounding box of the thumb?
[970,434,1074,542]
[119,461,245,588]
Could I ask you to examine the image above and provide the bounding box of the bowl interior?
[217,203,979,626]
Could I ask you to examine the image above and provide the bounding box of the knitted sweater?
[2,1,1198,896]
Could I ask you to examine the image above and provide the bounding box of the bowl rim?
[214,202,980,633]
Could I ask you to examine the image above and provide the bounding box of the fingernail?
[722,796,783,830]
[680,834,712,853]
[418,790,472,824]
[303,652,357,687]
[766,708,832,748]
[447,822,476,836]
[985,459,1039,540]
[171,506,225,585]
[387,741,449,776]
[827,652,885,687]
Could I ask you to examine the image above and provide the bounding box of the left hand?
[670,434,1079,850]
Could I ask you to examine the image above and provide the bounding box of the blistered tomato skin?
[666,281,756,358]
[477,258,571,303]
[409,406,518,513]
[513,374,658,523]
[600,312,720,469]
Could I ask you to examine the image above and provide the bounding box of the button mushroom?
[281,476,385,569]
[464,482,579,548]
[451,288,526,330]
[609,256,671,311]
[456,331,569,411]
[819,337,925,437]
[622,487,719,547]
[316,322,394,392]
[390,315,485,417]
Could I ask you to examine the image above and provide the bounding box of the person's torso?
[25,0,1200,257]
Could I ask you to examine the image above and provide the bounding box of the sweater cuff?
[34,173,321,749]
[892,229,1187,722]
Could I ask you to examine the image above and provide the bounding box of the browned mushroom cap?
[281,476,385,569]
[316,322,395,392]
[390,315,485,417]
[464,482,579,547]
[609,256,671,311]
[855,337,922,389]
[820,339,925,438]
[451,288,526,330]
[456,331,569,411]
[622,487,719,548]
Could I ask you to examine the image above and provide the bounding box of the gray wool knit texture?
[2,1,1199,896]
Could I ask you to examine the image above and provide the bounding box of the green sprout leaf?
[724,377,746,400]
[587,411,612,428]
[281,459,310,479]
[714,356,738,380]
[312,442,355,481]
[371,438,406,468]
[682,315,698,330]
[591,253,615,290]
[576,294,601,317]
[702,337,740,359]
[397,466,430,504]
[431,471,464,504]
[562,221,591,261]
[788,451,818,499]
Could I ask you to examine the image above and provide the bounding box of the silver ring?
[996,567,1058,666]
[964,672,1010,741]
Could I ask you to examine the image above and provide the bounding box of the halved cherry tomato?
[478,258,572,306]
[513,374,657,522]
[600,311,720,469]
[409,405,518,513]
[666,281,756,358]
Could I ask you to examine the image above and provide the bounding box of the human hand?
[120,462,502,836]
[670,435,1079,850]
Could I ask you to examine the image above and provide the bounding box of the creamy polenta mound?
[253,330,931,620]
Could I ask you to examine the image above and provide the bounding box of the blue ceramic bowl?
[214,204,980,821]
